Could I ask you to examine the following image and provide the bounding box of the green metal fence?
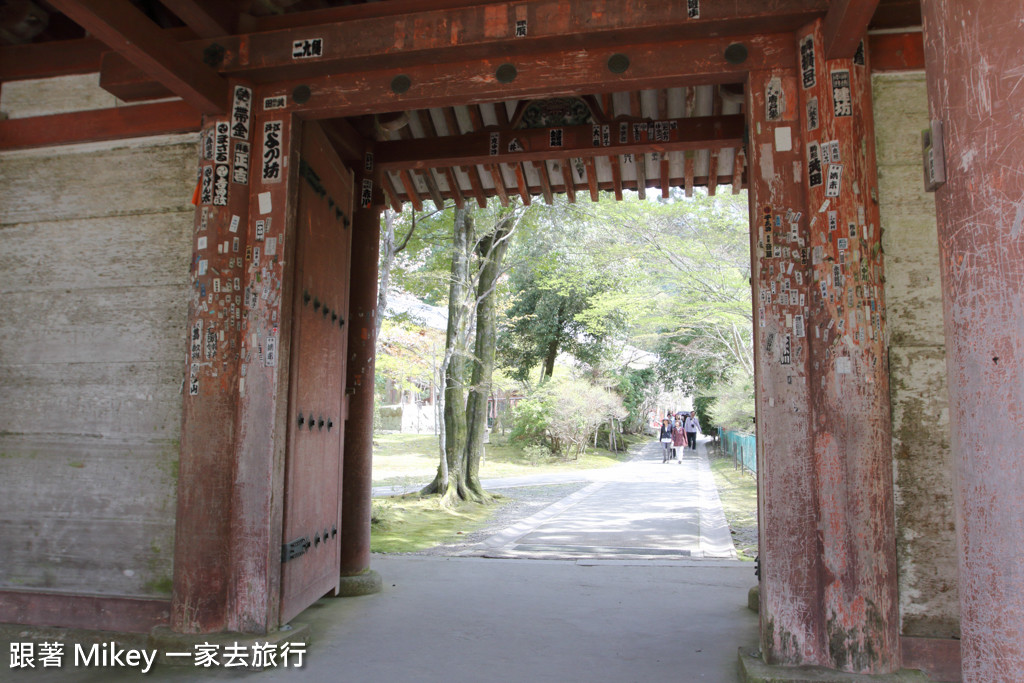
[720,429,757,474]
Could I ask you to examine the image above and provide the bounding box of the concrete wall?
[873,71,959,638]
[0,75,196,597]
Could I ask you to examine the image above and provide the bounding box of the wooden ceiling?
[1,1,924,206]
[366,86,748,209]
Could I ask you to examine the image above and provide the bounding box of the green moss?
[68,461,85,468]
[370,494,503,553]
[144,576,174,595]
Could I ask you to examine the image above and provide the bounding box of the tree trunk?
[421,209,473,502]
[464,221,512,500]
[542,334,560,380]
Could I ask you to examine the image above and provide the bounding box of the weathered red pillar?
[746,67,826,667]
[338,168,383,596]
[796,20,900,673]
[920,1,1024,679]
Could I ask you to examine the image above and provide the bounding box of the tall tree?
[463,216,515,499]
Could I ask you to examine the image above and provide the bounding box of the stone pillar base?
[737,648,930,682]
[748,584,760,612]
[334,569,383,597]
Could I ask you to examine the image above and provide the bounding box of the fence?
[720,429,757,474]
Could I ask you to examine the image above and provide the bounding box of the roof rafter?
[47,0,229,114]
[376,114,744,171]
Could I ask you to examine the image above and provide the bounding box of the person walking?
[658,418,674,463]
[671,416,686,461]
[684,410,701,452]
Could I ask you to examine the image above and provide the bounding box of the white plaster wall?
[0,84,197,595]
[874,71,959,638]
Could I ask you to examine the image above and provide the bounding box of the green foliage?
[707,371,756,433]
[509,376,627,458]
[617,367,659,432]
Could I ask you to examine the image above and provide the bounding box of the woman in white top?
[684,411,701,451]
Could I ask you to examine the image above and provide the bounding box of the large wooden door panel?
[279,121,354,624]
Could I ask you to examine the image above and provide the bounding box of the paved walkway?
[465,438,737,560]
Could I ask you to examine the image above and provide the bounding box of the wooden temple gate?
[1,2,1022,680]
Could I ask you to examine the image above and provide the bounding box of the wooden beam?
[0,101,201,151]
[684,152,695,197]
[584,157,600,202]
[732,147,745,194]
[460,165,488,208]
[512,164,532,205]
[442,167,466,208]
[659,157,670,198]
[564,159,578,204]
[487,164,510,206]
[111,32,794,119]
[49,0,229,114]
[377,114,744,170]
[822,0,880,60]
[635,153,647,199]
[868,31,925,72]
[321,118,369,163]
[708,150,720,196]
[534,161,554,205]
[610,156,623,201]
[398,170,424,211]
[206,0,823,83]
[161,0,236,38]
[0,38,105,82]
[421,169,447,209]
[382,173,404,212]
[0,591,169,635]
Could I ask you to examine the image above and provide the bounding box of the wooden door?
[279,121,353,624]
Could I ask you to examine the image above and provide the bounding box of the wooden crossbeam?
[163,0,822,83]
[421,169,447,209]
[109,33,793,118]
[0,100,200,151]
[0,38,106,82]
[822,0,880,60]
[868,32,925,72]
[377,114,744,171]
[48,0,229,114]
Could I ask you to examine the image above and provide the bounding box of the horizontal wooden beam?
[377,114,744,171]
[270,34,790,120]
[868,31,925,72]
[0,590,169,634]
[211,0,824,82]
[99,0,811,103]
[0,38,105,82]
[0,101,202,151]
[389,173,744,204]
[822,0,880,60]
[48,0,229,114]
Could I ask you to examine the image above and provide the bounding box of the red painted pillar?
[339,166,383,591]
[796,21,899,673]
[746,67,826,667]
[921,1,1024,679]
